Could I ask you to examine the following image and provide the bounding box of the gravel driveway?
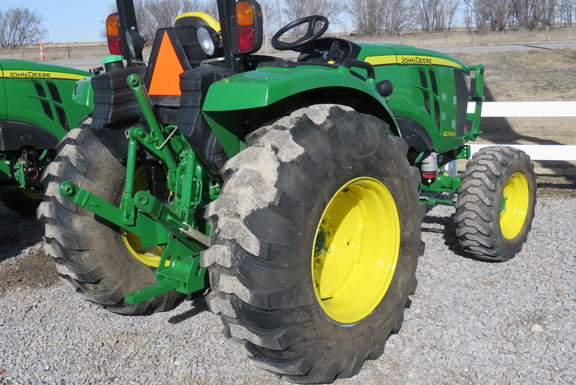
[0,197,574,385]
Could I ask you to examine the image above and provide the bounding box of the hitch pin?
[156,126,179,150]
[180,223,210,247]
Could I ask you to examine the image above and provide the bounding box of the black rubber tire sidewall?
[456,146,537,262]
[204,105,422,382]
[39,128,183,314]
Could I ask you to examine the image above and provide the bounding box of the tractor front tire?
[38,128,182,314]
[455,146,536,262]
[203,105,422,383]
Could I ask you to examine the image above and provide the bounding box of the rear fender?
[0,120,59,151]
[202,63,398,157]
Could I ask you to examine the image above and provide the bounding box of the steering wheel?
[271,15,329,51]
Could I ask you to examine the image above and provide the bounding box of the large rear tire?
[38,128,183,314]
[203,105,422,383]
[455,146,536,262]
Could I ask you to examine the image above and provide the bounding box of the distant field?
[1,26,575,61]
[0,43,110,61]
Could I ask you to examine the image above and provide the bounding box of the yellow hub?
[121,166,164,267]
[122,230,165,267]
[500,172,530,240]
[311,177,400,324]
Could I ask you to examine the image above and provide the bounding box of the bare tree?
[282,0,344,29]
[410,0,459,31]
[133,0,202,42]
[258,0,280,36]
[511,0,540,28]
[0,7,45,48]
[282,0,307,21]
[349,0,387,34]
[557,0,575,24]
[463,0,512,30]
[201,0,219,18]
[508,0,558,29]
[382,0,412,33]
[464,0,565,30]
[349,0,410,35]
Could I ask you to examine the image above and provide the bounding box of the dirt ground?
[0,206,57,292]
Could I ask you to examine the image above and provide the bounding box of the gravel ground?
[0,197,574,385]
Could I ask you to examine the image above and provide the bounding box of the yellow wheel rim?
[500,172,530,240]
[311,177,400,324]
[122,230,165,267]
[21,187,43,200]
[120,166,165,267]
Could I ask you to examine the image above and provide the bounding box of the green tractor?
[39,0,537,382]
[0,59,91,215]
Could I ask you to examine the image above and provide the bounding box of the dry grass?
[0,44,110,61]
[353,26,576,48]
[1,26,575,60]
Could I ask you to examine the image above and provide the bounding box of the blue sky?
[1,0,116,43]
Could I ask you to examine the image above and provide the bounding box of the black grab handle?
[342,59,376,81]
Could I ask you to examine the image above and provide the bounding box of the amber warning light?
[106,14,122,55]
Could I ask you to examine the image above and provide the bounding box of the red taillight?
[237,26,255,52]
[421,171,437,180]
[107,36,122,55]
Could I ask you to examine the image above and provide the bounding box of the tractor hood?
[356,42,465,69]
[0,59,92,145]
[0,59,90,81]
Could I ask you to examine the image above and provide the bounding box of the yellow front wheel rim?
[500,172,530,240]
[120,166,164,267]
[311,177,400,324]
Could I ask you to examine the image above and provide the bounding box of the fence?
[466,101,576,160]
[444,101,576,175]
[0,43,110,61]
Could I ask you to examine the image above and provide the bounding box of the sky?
[4,0,307,44]
[1,0,117,43]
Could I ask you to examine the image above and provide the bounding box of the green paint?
[0,59,92,197]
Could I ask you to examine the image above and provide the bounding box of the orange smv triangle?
[148,31,185,96]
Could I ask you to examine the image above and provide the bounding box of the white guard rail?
[465,101,576,160]
[444,101,576,174]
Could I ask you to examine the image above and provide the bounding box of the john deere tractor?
[0,59,91,214]
[39,0,537,382]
